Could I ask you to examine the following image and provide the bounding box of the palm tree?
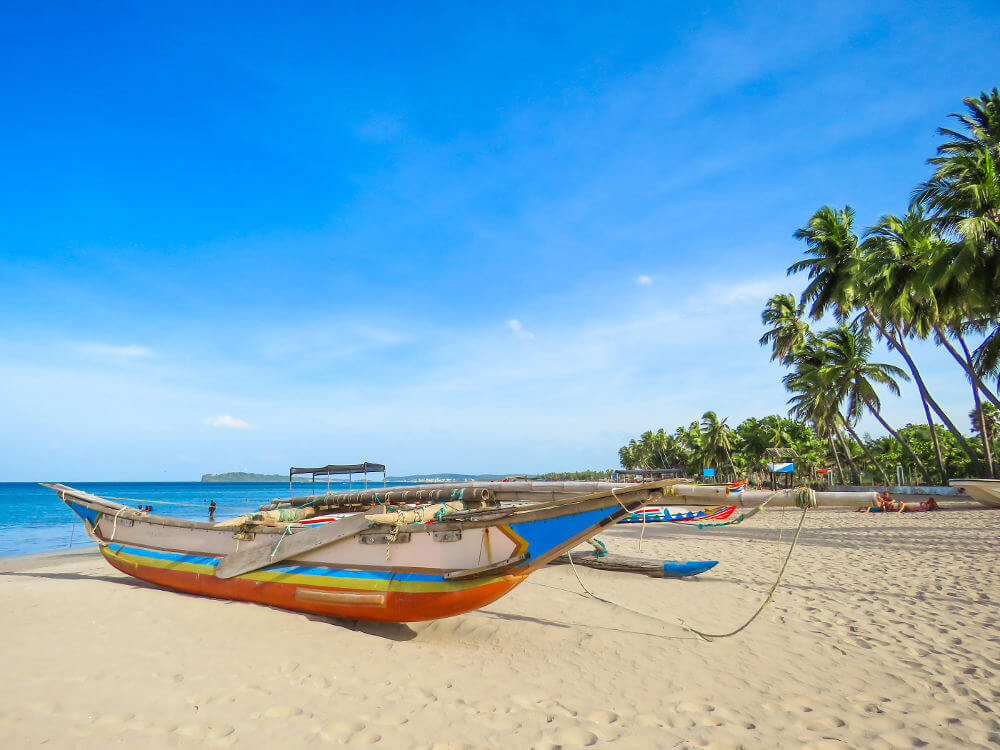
[820,327,932,484]
[784,336,858,483]
[916,89,1000,394]
[789,206,861,321]
[860,207,956,479]
[700,411,738,479]
[791,204,977,474]
[760,294,810,363]
[837,412,890,485]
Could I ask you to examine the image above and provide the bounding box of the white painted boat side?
[949,479,1000,509]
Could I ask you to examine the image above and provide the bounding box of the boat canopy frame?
[612,468,684,483]
[289,463,387,497]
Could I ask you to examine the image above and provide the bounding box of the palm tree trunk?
[954,335,996,477]
[868,407,933,484]
[935,326,1000,410]
[868,313,979,465]
[835,426,859,483]
[828,434,845,485]
[724,447,737,480]
[865,312,948,479]
[840,415,889,484]
[894,331,978,463]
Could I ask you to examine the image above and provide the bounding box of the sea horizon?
[0,481,371,559]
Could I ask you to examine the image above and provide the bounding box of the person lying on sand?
[857,493,939,513]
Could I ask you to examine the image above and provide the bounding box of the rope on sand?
[565,487,816,642]
[683,488,815,641]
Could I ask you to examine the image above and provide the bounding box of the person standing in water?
[208,499,217,520]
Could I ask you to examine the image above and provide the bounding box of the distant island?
[202,472,303,482]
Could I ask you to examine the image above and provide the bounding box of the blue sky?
[2,1,998,480]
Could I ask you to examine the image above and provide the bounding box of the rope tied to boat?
[609,487,649,552]
[564,487,816,642]
[385,505,424,560]
[109,506,129,542]
[269,523,294,562]
[693,486,790,529]
[683,488,815,641]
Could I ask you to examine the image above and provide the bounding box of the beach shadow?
[301,612,418,641]
[1,570,160,589]
[1,570,418,640]
[473,608,699,641]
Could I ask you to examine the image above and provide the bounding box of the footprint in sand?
[796,715,847,731]
[262,705,305,719]
[581,709,618,724]
[540,727,598,747]
[174,723,236,741]
[320,719,367,743]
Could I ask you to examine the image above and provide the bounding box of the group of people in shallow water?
[856,491,940,513]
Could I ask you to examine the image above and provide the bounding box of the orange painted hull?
[104,551,525,622]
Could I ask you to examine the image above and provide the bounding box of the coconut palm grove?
[619,88,1000,486]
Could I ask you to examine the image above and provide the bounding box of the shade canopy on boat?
[290,463,386,478]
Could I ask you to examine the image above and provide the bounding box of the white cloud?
[714,276,791,305]
[507,319,535,341]
[76,342,153,358]
[204,415,253,430]
[636,275,653,285]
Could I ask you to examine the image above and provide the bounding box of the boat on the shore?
[42,477,682,623]
[620,504,738,524]
[949,479,1000,508]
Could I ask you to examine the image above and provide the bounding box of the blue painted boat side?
[507,506,616,562]
[661,560,718,578]
[64,497,100,525]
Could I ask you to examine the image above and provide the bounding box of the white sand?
[1,506,998,748]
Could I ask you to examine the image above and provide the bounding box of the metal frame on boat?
[42,478,683,623]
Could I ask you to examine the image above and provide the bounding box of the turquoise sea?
[0,482,363,558]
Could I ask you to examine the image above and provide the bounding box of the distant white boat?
[949,479,1000,508]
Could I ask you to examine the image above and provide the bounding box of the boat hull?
[621,505,737,523]
[101,544,524,622]
[949,479,1000,508]
[47,480,674,622]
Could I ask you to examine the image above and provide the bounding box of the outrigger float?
[42,473,686,623]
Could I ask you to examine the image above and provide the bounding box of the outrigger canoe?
[620,504,738,524]
[43,479,682,623]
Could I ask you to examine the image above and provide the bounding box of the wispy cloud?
[507,319,535,341]
[714,276,792,305]
[636,275,653,286]
[76,342,153,359]
[204,415,253,429]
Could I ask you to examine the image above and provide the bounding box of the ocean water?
[0,481,367,558]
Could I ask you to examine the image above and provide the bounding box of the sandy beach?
[1,506,997,749]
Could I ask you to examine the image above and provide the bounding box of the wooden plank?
[550,551,667,577]
[214,513,372,579]
[443,552,530,581]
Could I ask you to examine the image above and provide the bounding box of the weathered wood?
[267,480,641,510]
[214,513,373,579]
[443,552,530,581]
[551,551,668,577]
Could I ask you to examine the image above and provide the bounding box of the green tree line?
[621,89,1000,485]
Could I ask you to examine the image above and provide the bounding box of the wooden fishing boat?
[949,478,1000,508]
[620,504,738,524]
[42,478,682,623]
